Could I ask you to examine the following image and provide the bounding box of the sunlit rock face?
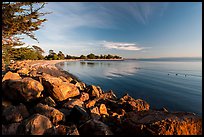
[121,110,202,135]
[41,74,80,101]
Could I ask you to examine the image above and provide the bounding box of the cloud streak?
[34,2,170,43]
[103,41,144,51]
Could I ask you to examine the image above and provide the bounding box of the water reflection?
[62,61,140,79]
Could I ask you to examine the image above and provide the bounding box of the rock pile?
[1,61,202,135]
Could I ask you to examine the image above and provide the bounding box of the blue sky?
[23,2,202,58]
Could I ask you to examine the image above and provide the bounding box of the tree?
[32,45,44,59]
[79,55,86,59]
[57,51,65,59]
[8,46,39,60]
[53,54,59,60]
[2,2,50,47]
[65,55,72,59]
[100,54,104,59]
[106,54,113,59]
[49,49,54,56]
[2,2,50,64]
[87,53,96,59]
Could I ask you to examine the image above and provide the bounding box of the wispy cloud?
[103,41,144,51]
[42,2,169,35]
[25,2,166,55]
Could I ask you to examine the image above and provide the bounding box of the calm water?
[58,59,202,115]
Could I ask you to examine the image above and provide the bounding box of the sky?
[23,2,202,58]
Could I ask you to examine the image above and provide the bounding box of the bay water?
[57,58,202,115]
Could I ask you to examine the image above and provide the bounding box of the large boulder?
[34,103,65,125]
[2,103,29,123]
[2,71,21,82]
[2,77,44,102]
[42,74,80,101]
[79,119,113,135]
[119,94,150,112]
[121,110,202,135]
[17,114,53,135]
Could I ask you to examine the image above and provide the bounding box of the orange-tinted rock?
[90,106,101,120]
[85,100,96,108]
[17,114,52,135]
[3,77,44,102]
[2,71,21,82]
[34,103,65,125]
[79,92,89,102]
[67,77,73,82]
[99,104,109,116]
[63,99,84,109]
[29,70,38,77]
[17,68,29,75]
[86,85,102,98]
[42,74,80,101]
[20,77,44,100]
[119,94,150,112]
[59,76,70,83]
[122,110,202,135]
[99,90,117,100]
[75,82,86,91]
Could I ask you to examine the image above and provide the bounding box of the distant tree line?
[44,50,122,60]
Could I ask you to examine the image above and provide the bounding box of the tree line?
[44,50,122,60]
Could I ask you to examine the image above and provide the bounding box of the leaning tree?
[2,2,50,63]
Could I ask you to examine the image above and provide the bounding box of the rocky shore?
[2,60,202,135]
